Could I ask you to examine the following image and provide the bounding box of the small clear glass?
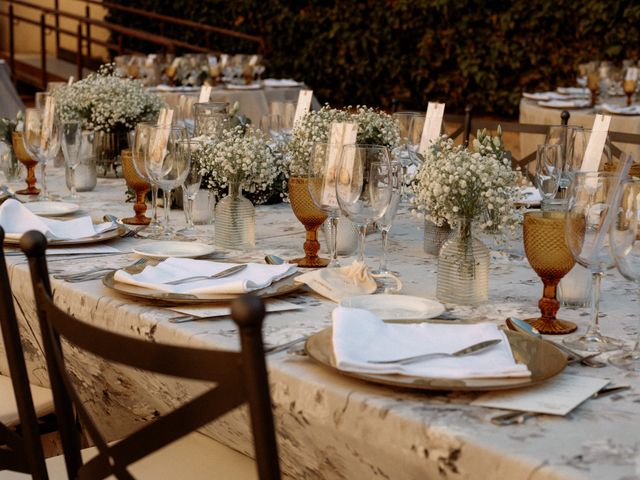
[178,156,203,236]
[61,121,83,200]
[535,144,562,205]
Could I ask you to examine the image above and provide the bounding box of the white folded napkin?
[517,187,542,206]
[557,87,589,95]
[262,78,301,87]
[295,261,377,302]
[114,257,298,295]
[524,91,588,102]
[0,199,114,240]
[332,307,531,379]
[600,103,640,115]
[538,99,591,109]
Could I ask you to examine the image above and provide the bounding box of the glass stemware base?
[609,348,640,371]
[563,331,623,353]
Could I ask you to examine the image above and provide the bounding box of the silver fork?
[53,258,148,282]
[164,264,248,285]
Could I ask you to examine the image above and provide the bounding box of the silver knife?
[368,339,502,365]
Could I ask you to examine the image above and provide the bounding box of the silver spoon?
[265,254,285,265]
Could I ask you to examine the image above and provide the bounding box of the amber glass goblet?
[288,176,329,268]
[623,79,637,107]
[523,211,577,334]
[11,131,39,195]
[121,149,151,225]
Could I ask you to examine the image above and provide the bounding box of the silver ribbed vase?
[214,182,255,250]
[423,219,453,255]
[436,217,489,305]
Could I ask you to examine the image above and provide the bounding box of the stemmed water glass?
[372,159,402,276]
[144,125,191,240]
[132,122,163,238]
[22,108,61,201]
[563,171,624,352]
[534,144,562,204]
[61,121,83,200]
[308,143,342,268]
[392,111,424,201]
[178,148,203,237]
[609,178,640,369]
[336,144,392,264]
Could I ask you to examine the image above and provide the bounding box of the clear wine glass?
[371,159,402,276]
[193,102,229,137]
[144,125,191,240]
[535,144,562,204]
[61,121,83,200]
[132,122,163,239]
[609,178,640,370]
[392,111,423,201]
[336,144,392,264]
[259,114,283,144]
[308,142,343,268]
[22,108,61,201]
[178,144,203,237]
[563,171,624,352]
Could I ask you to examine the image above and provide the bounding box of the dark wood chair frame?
[20,230,281,480]
[0,227,50,479]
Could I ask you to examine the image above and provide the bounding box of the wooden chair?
[461,106,571,181]
[19,230,281,480]
[0,227,55,479]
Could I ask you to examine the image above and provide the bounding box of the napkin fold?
[0,199,114,240]
[295,261,377,302]
[114,257,297,295]
[332,307,531,379]
[600,103,640,115]
[523,91,588,102]
[538,99,591,109]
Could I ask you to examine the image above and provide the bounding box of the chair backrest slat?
[20,230,281,480]
[0,227,49,479]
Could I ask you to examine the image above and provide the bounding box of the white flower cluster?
[195,126,280,204]
[285,105,400,178]
[54,64,162,132]
[412,136,520,231]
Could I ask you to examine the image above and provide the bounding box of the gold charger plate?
[305,328,566,392]
[3,226,126,246]
[102,264,303,304]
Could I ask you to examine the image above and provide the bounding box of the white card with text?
[198,85,212,103]
[580,114,611,173]
[472,373,608,416]
[321,122,358,208]
[293,90,313,127]
[419,102,445,156]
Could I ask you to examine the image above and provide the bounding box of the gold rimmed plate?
[305,329,566,391]
[3,226,126,246]
[102,260,303,304]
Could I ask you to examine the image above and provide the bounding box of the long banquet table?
[2,169,640,480]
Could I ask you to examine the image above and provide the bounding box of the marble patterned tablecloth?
[2,169,640,480]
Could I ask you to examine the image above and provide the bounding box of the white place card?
[293,90,313,127]
[40,96,55,152]
[472,373,609,416]
[149,108,173,170]
[418,102,445,156]
[198,85,212,103]
[248,55,259,67]
[67,76,74,85]
[169,299,302,318]
[580,114,611,174]
[625,67,638,82]
[321,122,358,208]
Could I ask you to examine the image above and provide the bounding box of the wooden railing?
[0,0,266,89]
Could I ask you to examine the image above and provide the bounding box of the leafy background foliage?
[106,0,640,117]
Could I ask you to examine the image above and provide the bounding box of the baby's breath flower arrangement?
[195,126,280,205]
[413,135,520,232]
[53,64,162,132]
[284,105,400,188]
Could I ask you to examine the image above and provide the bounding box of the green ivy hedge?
[106,0,640,117]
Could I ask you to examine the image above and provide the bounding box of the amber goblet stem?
[288,177,329,268]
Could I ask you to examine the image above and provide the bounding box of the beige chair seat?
[0,431,258,479]
[0,374,54,428]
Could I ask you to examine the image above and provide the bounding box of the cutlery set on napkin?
[0,199,115,240]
